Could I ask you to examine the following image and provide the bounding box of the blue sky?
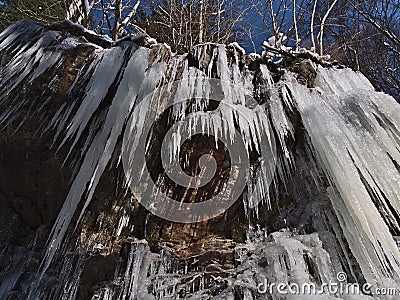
[0,0,270,53]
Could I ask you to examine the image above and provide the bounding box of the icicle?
[41,48,166,275]
[57,46,130,157]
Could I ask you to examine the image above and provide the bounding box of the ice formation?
[0,20,400,299]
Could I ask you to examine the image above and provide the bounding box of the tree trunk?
[199,0,205,44]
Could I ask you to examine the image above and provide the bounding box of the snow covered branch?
[317,0,338,56]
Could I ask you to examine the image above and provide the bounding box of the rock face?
[0,20,400,299]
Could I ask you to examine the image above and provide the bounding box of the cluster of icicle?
[1,20,400,298]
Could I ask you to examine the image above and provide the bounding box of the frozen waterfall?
[0,20,400,299]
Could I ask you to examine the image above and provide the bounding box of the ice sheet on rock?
[89,233,337,300]
[233,229,339,299]
[287,66,400,287]
[95,240,181,300]
[0,246,36,298]
[59,255,85,300]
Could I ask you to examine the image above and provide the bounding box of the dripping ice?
[0,20,400,298]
